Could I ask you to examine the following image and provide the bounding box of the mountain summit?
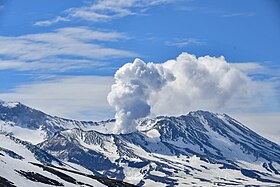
[0,101,280,186]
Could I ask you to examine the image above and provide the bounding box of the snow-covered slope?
[39,111,280,186]
[1,101,280,186]
[0,133,102,186]
[0,101,102,143]
[0,132,135,187]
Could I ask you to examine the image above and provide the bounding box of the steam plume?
[107,58,174,133]
[108,52,252,133]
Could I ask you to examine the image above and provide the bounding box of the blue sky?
[0,0,279,82]
[0,0,279,141]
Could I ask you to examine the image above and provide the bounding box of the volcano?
[0,101,279,186]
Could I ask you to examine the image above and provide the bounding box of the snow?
[52,166,106,187]
[0,133,106,187]
[166,137,203,154]
[0,135,38,163]
[49,112,280,186]
[0,121,45,144]
[82,121,116,133]
[144,179,166,187]
[1,102,280,186]
[78,134,120,162]
[150,170,166,177]
[146,129,161,138]
[1,102,19,108]
[122,163,148,184]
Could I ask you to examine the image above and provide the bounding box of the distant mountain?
[0,100,280,186]
[0,101,103,143]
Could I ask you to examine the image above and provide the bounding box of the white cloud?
[232,62,280,79]
[33,16,70,27]
[0,27,136,72]
[230,112,280,144]
[150,53,259,115]
[0,76,114,121]
[165,38,206,48]
[0,59,108,72]
[34,0,176,26]
[107,58,174,133]
[222,12,255,18]
[231,62,265,74]
[108,52,278,133]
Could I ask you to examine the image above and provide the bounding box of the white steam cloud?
[108,52,254,134]
[107,58,174,133]
[151,53,251,115]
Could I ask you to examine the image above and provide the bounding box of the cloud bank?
[108,52,265,134]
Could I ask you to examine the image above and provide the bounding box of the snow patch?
[146,129,160,138]
[1,102,19,108]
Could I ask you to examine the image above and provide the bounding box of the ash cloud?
[108,52,253,134]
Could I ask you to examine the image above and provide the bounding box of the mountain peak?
[39,109,280,186]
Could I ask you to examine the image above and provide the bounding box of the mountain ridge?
[0,100,280,186]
